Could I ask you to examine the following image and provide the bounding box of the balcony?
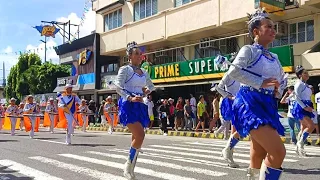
[220,0,255,25]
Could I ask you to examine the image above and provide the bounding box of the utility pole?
[40,36,47,62]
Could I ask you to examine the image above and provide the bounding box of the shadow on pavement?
[75,135,98,138]
[0,166,34,180]
[16,134,30,137]
[0,140,18,143]
[70,144,116,147]
[285,168,320,175]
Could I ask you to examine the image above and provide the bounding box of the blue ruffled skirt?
[220,98,234,121]
[291,100,314,120]
[118,97,150,128]
[232,86,285,137]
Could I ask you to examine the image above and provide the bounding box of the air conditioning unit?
[285,0,299,8]
[275,22,288,37]
[200,37,216,49]
[155,48,168,57]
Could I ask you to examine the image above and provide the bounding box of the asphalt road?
[0,128,320,180]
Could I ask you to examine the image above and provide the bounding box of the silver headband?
[126,41,138,56]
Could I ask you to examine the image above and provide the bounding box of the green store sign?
[142,45,294,83]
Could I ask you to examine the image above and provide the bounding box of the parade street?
[0,129,320,180]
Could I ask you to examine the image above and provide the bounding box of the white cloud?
[26,39,59,64]
[56,9,96,43]
[0,46,19,81]
[3,46,13,53]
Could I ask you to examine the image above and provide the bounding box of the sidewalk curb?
[78,127,319,146]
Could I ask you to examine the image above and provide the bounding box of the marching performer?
[57,84,81,145]
[214,75,241,168]
[6,98,19,136]
[45,98,58,133]
[115,41,155,179]
[23,95,39,138]
[291,65,315,156]
[78,99,90,132]
[0,104,4,130]
[222,8,286,179]
[17,102,25,131]
[105,96,116,134]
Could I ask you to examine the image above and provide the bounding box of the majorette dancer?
[57,84,81,145]
[115,41,155,179]
[23,95,39,138]
[291,65,315,156]
[217,8,288,179]
[6,98,19,136]
[105,96,116,134]
[214,75,241,168]
[0,104,4,131]
[45,98,58,133]
[78,99,90,132]
[17,102,25,131]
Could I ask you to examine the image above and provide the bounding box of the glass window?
[104,9,122,31]
[134,0,158,21]
[289,23,296,44]
[298,22,306,43]
[175,0,194,7]
[306,20,314,41]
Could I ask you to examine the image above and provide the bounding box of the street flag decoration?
[34,25,60,38]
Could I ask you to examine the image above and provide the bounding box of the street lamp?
[40,36,47,62]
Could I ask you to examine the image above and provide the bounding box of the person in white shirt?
[314,84,320,145]
[189,94,197,129]
[280,86,301,144]
[144,94,154,129]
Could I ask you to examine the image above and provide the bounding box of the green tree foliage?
[5,53,70,101]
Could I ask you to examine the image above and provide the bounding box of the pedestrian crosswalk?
[0,139,320,180]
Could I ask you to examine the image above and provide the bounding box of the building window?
[270,20,314,47]
[152,48,185,65]
[101,63,119,73]
[134,0,158,21]
[175,0,195,7]
[195,37,237,59]
[104,9,122,31]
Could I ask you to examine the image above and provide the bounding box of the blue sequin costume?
[225,44,286,137]
[291,80,314,120]
[115,65,155,128]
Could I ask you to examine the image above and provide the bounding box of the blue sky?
[0,0,95,80]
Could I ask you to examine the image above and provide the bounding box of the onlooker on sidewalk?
[158,99,170,136]
[190,94,197,129]
[210,93,220,132]
[175,97,184,131]
[280,86,300,144]
[88,100,96,125]
[144,94,154,129]
[195,95,207,133]
[168,98,175,130]
[183,99,193,131]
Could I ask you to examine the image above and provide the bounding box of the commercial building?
[54,33,120,103]
[92,0,320,100]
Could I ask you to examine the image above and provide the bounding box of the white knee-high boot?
[259,162,283,180]
[10,117,17,135]
[124,147,140,179]
[49,115,54,133]
[222,133,240,168]
[30,117,35,138]
[82,115,87,132]
[247,167,260,180]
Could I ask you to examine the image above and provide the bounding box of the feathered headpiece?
[247,8,269,38]
[295,65,304,73]
[126,41,139,56]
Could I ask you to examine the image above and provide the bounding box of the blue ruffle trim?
[232,87,285,137]
[118,97,150,128]
[220,98,234,121]
[291,100,314,120]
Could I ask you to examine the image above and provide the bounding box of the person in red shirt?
[175,97,184,131]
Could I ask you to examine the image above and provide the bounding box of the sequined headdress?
[295,65,304,73]
[247,8,269,38]
[126,41,139,56]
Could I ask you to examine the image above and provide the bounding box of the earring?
[254,35,259,44]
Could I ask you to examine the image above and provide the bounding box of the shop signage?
[148,45,294,83]
[57,76,78,87]
[34,25,60,38]
[254,0,285,16]
[78,49,93,65]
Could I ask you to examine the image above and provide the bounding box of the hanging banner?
[34,25,60,38]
